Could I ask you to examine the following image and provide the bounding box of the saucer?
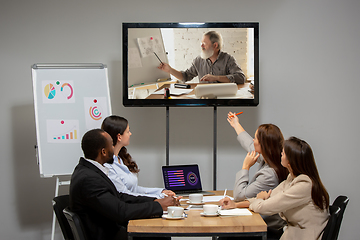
[200,212,219,217]
[186,200,205,205]
[162,214,185,220]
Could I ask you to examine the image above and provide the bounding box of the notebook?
[162,164,215,196]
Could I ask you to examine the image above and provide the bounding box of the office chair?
[52,195,74,240]
[321,195,349,240]
[63,207,88,240]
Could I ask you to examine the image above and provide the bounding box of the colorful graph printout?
[44,83,56,100]
[42,80,75,103]
[61,83,74,99]
[83,97,109,130]
[46,119,80,143]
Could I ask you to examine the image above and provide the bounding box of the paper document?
[137,36,164,58]
[219,208,252,216]
[203,195,234,203]
[128,47,142,69]
[153,88,193,95]
[215,88,254,99]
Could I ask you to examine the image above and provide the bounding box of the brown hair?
[101,115,139,173]
[257,124,288,182]
[283,137,329,210]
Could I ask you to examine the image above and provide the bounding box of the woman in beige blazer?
[220,137,330,240]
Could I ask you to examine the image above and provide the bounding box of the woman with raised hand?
[227,112,288,232]
[220,137,330,240]
[101,115,175,198]
[227,112,288,201]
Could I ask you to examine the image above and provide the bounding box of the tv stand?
[165,106,217,190]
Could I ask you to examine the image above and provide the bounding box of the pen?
[230,112,243,118]
[223,189,227,198]
[163,193,177,199]
[153,52,163,64]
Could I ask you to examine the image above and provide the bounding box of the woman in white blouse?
[220,137,330,240]
[102,115,175,198]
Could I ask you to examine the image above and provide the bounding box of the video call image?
[126,27,256,100]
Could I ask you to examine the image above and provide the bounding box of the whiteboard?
[32,64,112,177]
[128,28,170,86]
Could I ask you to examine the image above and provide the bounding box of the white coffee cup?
[167,206,184,218]
[203,204,219,215]
[189,193,203,203]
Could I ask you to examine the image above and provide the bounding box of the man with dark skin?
[69,129,180,240]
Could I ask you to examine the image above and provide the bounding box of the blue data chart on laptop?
[162,165,202,191]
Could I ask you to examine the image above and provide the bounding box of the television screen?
[122,22,259,107]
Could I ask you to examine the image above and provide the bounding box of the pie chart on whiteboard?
[61,83,74,99]
[44,84,56,99]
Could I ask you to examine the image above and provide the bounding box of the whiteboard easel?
[31,63,112,240]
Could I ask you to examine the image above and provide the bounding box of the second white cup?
[189,193,203,203]
[203,204,219,215]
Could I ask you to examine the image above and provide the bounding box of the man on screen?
[157,31,246,84]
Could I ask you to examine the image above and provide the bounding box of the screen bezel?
[122,22,259,107]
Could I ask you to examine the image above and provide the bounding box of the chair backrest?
[331,195,349,240]
[63,207,88,240]
[52,195,74,240]
[321,195,349,240]
[321,205,341,240]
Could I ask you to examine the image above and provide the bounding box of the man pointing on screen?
[157,31,246,84]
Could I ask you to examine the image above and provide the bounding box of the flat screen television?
[122,22,259,107]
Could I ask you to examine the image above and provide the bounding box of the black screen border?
[122,22,259,107]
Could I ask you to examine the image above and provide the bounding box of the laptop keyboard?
[175,190,215,196]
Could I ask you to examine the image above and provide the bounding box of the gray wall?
[1,0,359,239]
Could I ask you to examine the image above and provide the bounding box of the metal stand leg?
[51,177,60,240]
[50,177,71,240]
[165,106,216,188]
[166,106,169,166]
[213,106,217,191]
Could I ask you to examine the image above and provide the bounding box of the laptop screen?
[162,164,203,192]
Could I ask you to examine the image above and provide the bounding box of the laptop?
[162,164,215,196]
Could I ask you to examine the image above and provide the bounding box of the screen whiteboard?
[32,64,112,177]
[127,28,170,86]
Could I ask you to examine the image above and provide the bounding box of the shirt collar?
[206,50,222,64]
[112,155,124,165]
[84,158,109,176]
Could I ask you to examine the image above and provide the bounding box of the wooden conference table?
[128,191,267,240]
